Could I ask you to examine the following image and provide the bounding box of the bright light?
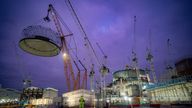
[143,85,147,89]
[63,53,67,58]
[106,99,110,103]
[124,96,128,100]
[128,97,132,102]
[2,99,5,102]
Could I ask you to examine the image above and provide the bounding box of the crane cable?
[65,0,101,67]
[96,42,107,65]
[65,0,93,69]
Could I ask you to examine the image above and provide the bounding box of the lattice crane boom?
[45,4,76,91]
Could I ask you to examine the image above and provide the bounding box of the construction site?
[0,0,192,108]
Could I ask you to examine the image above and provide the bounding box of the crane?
[96,42,107,65]
[65,0,101,67]
[146,30,156,83]
[44,4,76,91]
[95,42,109,107]
[89,64,95,92]
[79,60,88,89]
[166,38,174,78]
[131,16,142,102]
[146,48,156,83]
[73,61,81,89]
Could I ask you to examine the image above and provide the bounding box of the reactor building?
[104,66,149,105]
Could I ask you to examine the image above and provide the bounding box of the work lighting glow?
[63,53,67,58]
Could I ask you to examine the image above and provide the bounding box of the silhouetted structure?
[175,58,192,76]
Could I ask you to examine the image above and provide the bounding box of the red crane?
[45,4,76,91]
[79,60,87,89]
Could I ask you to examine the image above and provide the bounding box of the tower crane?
[96,42,109,77]
[132,16,138,72]
[146,30,157,83]
[131,16,142,102]
[146,48,156,83]
[96,42,109,107]
[166,38,174,78]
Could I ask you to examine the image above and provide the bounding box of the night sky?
[0,0,192,94]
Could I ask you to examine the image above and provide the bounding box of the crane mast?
[89,64,95,91]
[166,39,173,78]
[146,30,157,83]
[131,16,142,102]
[146,49,156,83]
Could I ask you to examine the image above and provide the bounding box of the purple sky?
[0,0,192,94]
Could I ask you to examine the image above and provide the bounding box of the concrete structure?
[29,87,60,106]
[62,89,95,107]
[22,86,43,100]
[43,87,58,99]
[112,68,148,96]
[103,67,149,105]
[20,87,60,106]
[0,88,21,104]
[146,75,192,104]
[30,98,53,105]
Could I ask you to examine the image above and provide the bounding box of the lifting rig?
[65,0,103,92]
[73,60,87,90]
[44,4,79,91]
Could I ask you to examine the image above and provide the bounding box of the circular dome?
[19,25,61,57]
[113,69,145,79]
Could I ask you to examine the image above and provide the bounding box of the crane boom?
[46,4,76,91]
